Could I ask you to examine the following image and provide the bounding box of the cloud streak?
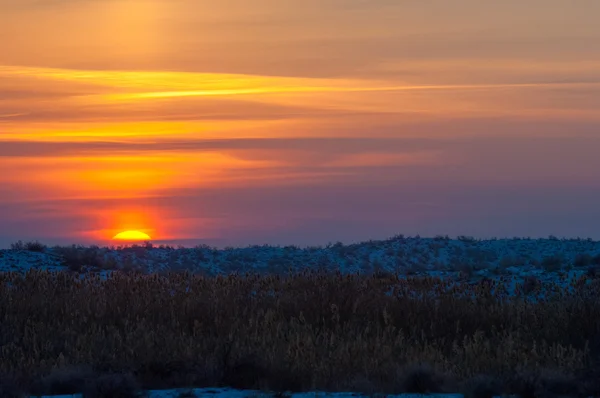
[1,0,600,246]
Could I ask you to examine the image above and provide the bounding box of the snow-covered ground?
[31,388,468,398]
[2,236,600,289]
[6,238,599,397]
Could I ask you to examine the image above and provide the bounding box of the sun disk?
[112,230,152,241]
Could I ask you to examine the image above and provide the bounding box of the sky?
[1,0,600,247]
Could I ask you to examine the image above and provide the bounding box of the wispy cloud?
[1,0,600,245]
[2,64,599,144]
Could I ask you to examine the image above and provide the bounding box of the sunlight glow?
[112,230,152,241]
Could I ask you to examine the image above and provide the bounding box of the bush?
[54,245,105,271]
[10,240,46,252]
[25,241,46,252]
[574,254,593,267]
[541,255,564,272]
[9,241,24,251]
[458,236,476,243]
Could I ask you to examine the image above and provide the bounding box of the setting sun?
[112,230,152,241]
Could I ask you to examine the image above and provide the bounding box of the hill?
[2,236,600,288]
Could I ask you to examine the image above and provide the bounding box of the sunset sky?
[1,0,600,247]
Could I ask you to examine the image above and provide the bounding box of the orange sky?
[1,0,600,246]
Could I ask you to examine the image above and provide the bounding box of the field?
[3,235,600,282]
[2,236,600,397]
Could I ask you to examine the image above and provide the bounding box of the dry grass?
[1,269,599,394]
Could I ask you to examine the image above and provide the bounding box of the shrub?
[541,255,564,272]
[458,236,476,243]
[574,254,593,267]
[24,241,46,252]
[83,373,142,398]
[54,246,106,272]
[9,241,24,251]
[8,240,46,252]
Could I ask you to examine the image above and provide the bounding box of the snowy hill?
[2,236,600,288]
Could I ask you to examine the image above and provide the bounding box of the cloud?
[2,64,599,139]
[0,97,350,124]
[3,131,600,248]
[0,137,448,157]
[5,167,599,247]
[2,0,600,247]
